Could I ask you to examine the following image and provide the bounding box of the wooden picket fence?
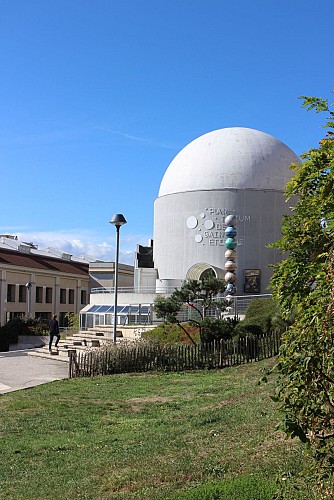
[68,332,281,378]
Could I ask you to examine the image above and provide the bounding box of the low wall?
[120,325,156,340]
[9,335,49,351]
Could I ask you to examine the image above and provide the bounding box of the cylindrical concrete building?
[153,127,299,294]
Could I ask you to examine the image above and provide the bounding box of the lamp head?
[109,214,127,228]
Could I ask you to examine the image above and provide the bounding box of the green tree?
[154,277,228,344]
[65,313,80,334]
[270,91,334,496]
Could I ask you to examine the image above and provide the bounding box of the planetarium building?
[153,127,299,294]
[82,127,299,331]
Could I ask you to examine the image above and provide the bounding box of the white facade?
[82,126,299,330]
[153,127,299,294]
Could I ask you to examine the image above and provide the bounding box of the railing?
[233,294,272,316]
[91,286,177,295]
[90,287,271,301]
[81,293,272,330]
[89,288,271,314]
[69,331,280,378]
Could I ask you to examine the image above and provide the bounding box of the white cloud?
[96,126,175,150]
[8,229,148,265]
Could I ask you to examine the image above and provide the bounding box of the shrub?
[142,323,200,345]
[238,297,289,336]
[143,318,237,346]
[0,317,49,346]
[233,322,263,338]
[0,318,29,344]
[0,330,10,351]
[200,317,235,343]
[64,313,79,337]
[244,297,278,321]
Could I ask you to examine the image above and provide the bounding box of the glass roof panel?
[88,305,100,312]
[97,305,110,312]
[119,306,129,314]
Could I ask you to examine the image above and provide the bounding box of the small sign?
[244,269,261,294]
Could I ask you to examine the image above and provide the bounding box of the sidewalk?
[0,350,69,394]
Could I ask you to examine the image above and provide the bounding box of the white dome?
[158,127,299,196]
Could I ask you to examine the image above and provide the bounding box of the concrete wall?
[90,292,159,306]
[154,188,288,294]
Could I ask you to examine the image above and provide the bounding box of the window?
[59,312,67,327]
[45,287,52,304]
[68,289,75,304]
[36,286,43,303]
[7,284,15,302]
[60,288,66,304]
[92,272,114,280]
[8,311,24,320]
[35,312,51,321]
[81,290,87,305]
[19,285,27,303]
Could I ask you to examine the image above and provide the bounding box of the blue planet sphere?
[225,226,237,238]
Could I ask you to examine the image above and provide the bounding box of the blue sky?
[0,0,333,263]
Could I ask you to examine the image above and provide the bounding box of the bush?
[237,297,288,336]
[233,322,263,338]
[0,318,29,344]
[143,318,237,346]
[64,313,79,335]
[142,323,200,345]
[201,317,235,343]
[0,330,10,352]
[0,317,49,347]
[244,297,278,321]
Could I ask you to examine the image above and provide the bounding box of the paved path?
[0,350,69,394]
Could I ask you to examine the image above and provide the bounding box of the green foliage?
[0,317,49,349]
[64,313,79,336]
[233,322,263,338]
[154,295,181,324]
[142,322,201,345]
[0,329,11,351]
[235,297,289,338]
[200,317,234,342]
[0,318,28,344]
[154,277,228,344]
[244,297,278,321]
[300,94,334,129]
[270,91,334,496]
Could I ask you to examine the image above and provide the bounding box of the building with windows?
[89,261,134,290]
[0,236,134,327]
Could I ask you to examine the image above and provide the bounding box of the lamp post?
[109,214,127,343]
[26,282,32,318]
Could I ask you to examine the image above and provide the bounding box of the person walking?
[49,314,60,351]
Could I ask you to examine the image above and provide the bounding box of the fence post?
[68,350,78,378]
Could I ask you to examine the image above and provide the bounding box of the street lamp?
[109,214,127,343]
[26,282,32,318]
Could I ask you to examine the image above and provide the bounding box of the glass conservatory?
[80,303,154,331]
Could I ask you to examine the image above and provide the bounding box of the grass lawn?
[0,358,308,499]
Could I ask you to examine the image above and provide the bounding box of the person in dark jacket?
[49,314,60,351]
